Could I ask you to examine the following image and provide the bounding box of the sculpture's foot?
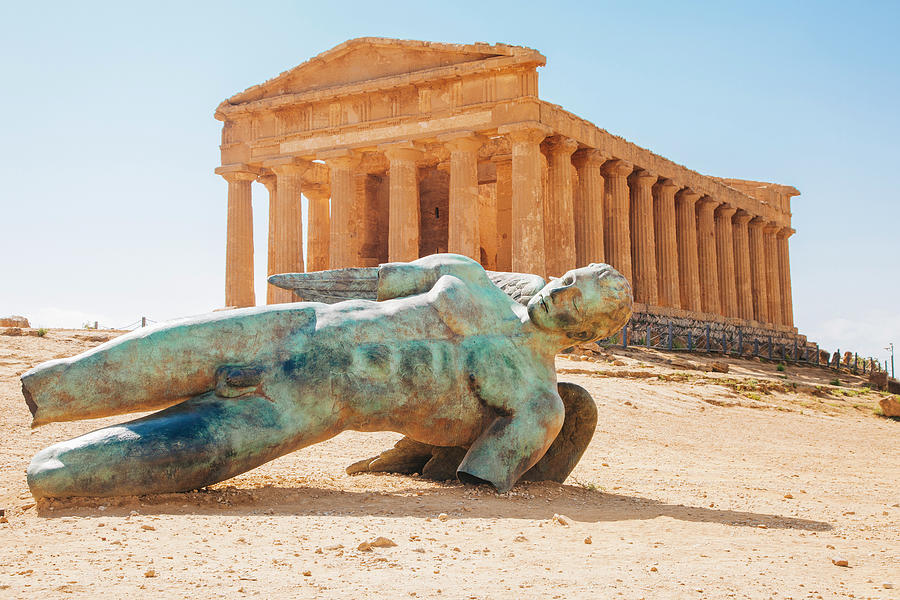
[346,381,597,485]
[28,391,328,499]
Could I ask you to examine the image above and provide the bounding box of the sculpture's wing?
[268,267,378,303]
[269,267,546,305]
[485,271,546,305]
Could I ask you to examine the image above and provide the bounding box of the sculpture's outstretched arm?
[456,390,565,493]
[347,382,597,485]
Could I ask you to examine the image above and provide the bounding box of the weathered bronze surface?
[22,254,631,498]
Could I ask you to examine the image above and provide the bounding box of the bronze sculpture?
[22,254,632,498]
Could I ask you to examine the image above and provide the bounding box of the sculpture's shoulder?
[426,270,523,337]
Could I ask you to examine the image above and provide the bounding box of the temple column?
[382,143,424,262]
[777,227,795,327]
[628,169,658,305]
[258,174,278,304]
[440,132,483,260]
[544,136,578,276]
[500,124,549,276]
[267,161,306,303]
[764,222,783,326]
[571,149,606,267]
[652,179,679,308]
[601,159,633,282]
[322,149,361,269]
[696,196,720,315]
[675,189,701,312]
[748,217,768,323]
[303,183,331,272]
[220,170,257,308]
[714,204,738,317]
[732,210,754,320]
[492,154,513,271]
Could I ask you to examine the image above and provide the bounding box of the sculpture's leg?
[27,391,336,499]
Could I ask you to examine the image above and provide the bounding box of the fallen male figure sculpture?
[21,253,632,498]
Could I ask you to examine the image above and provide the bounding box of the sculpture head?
[526,263,633,346]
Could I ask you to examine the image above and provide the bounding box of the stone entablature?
[214,37,800,334]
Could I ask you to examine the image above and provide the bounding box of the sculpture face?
[526,263,633,344]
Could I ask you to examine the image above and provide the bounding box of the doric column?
[258,174,278,304]
[543,136,578,276]
[492,154,513,271]
[732,210,754,320]
[748,217,768,323]
[764,222,782,326]
[382,143,423,262]
[440,132,483,260]
[714,204,738,317]
[777,227,795,327]
[675,188,701,312]
[600,159,633,282]
[571,149,606,267]
[303,183,331,272]
[267,160,306,303]
[696,196,720,315]
[500,124,550,276]
[652,179,679,308]
[628,169,658,305]
[220,170,257,308]
[322,149,361,269]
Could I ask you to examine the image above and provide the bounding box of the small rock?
[357,542,372,552]
[141,525,156,531]
[612,360,626,367]
[0,517,8,524]
[879,397,900,417]
[650,566,658,572]
[584,536,592,544]
[708,361,729,373]
[144,569,156,578]
[302,570,312,577]
[551,514,570,527]
[826,544,836,549]
[513,535,527,542]
[883,583,894,590]
[784,493,794,499]
[370,537,397,548]
[831,557,849,567]
[437,513,449,522]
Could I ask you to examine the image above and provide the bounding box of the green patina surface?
[22,254,632,498]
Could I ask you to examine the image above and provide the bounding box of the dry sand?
[0,329,897,599]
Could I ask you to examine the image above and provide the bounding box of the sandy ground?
[0,329,897,599]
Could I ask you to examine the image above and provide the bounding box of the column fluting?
[304,183,331,272]
[442,133,483,260]
[777,227,795,327]
[764,222,783,326]
[628,169,658,305]
[600,159,633,282]
[696,196,720,315]
[571,149,606,267]
[675,188,702,312]
[714,204,738,317]
[323,150,360,269]
[748,217,769,323]
[543,136,578,276]
[503,125,548,276]
[270,163,305,303]
[732,210,754,320]
[652,179,679,308]
[382,144,423,262]
[258,174,278,304]
[222,171,256,308]
[492,154,513,271]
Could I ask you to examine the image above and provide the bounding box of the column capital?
[628,168,657,184]
[379,141,425,162]
[437,131,484,153]
[776,226,796,239]
[216,163,261,182]
[303,182,331,203]
[263,157,310,177]
[490,152,512,165]
[257,173,277,192]
[498,122,552,145]
[733,209,753,225]
[748,216,767,230]
[714,203,737,220]
[600,158,633,177]
[653,178,678,192]
[320,148,362,169]
[675,188,701,205]
[763,221,780,235]
[571,148,608,168]
[544,135,579,156]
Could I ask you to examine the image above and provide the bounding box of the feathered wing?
[267,268,379,303]
[268,267,545,306]
[484,271,546,306]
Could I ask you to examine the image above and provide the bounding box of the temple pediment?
[220,38,544,109]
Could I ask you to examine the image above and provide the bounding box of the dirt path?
[0,330,897,599]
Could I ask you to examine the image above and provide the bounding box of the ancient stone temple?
[215,38,799,335]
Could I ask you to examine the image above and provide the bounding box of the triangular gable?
[223,37,543,106]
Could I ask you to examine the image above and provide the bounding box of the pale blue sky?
[1,1,898,363]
